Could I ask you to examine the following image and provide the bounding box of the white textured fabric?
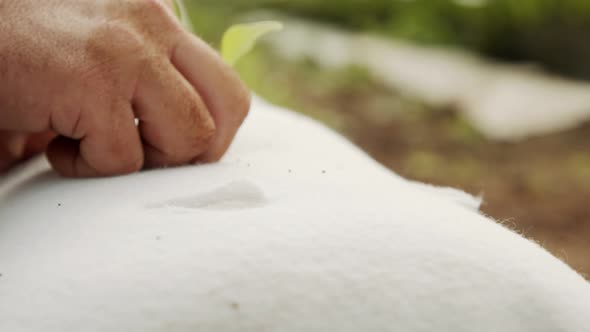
[0,97,588,331]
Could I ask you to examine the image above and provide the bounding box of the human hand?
[0,0,250,177]
[0,131,56,173]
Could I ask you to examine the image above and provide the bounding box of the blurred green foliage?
[186,0,590,79]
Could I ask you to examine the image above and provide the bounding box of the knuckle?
[87,21,143,59]
[185,101,216,154]
[85,24,141,69]
[83,21,147,95]
[50,107,86,139]
[195,117,216,147]
[124,0,180,36]
[124,156,145,174]
[232,84,252,122]
[158,98,215,165]
[116,0,182,56]
[108,154,144,175]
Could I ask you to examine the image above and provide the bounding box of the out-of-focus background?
[185,0,590,277]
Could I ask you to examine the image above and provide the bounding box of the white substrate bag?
[0,97,588,331]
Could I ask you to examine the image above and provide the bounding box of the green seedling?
[174,0,283,67]
[220,21,283,66]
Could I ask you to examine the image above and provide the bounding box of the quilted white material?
[0,97,588,331]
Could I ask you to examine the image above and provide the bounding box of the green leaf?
[173,1,282,67]
[221,21,283,66]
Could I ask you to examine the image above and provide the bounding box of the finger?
[0,130,56,173]
[23,130,56,158]
[46,101,143,177]
[0,132,27,173]
[46,137,96,177]
[133,56,215,168]
[171,32,251,162]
